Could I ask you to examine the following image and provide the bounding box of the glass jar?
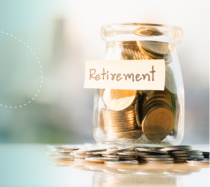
[93,23,184,146]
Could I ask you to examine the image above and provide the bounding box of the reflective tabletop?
[0,144,209,187]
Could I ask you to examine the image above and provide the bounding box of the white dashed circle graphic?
[0,31,43,108]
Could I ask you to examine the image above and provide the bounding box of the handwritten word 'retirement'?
[89,66,156,82]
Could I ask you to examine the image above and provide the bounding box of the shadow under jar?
[93,23,184,146]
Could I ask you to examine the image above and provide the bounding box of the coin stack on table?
[161,146,205,163]
[45,144,209,166]
[45,145,77,161]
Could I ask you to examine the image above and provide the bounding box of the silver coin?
[102,155,119,158]
[117,152,148,156]
[104,154,136,158]
[142,157,174,161]
[74,154,100,158]
[140,41,170,55]
[174,156,204,160]
[85,157,119,163]
[47,145,79,151]
[49,156,74,161]
[106,147,134,154]
[105,160,139,165]
[53,151,71,155]
[73,148,107,154]
[86,152,103,155]
[143,160,174,164]
[170,150,201,154]
[135,148,168,154]
[73,152,92,156]
[59,145,79,150]
[161,145,192,151]
[170,152,203,157]
[101,152,117,155]
[161,148,186,151]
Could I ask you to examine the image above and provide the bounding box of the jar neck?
[104,41,177,64]
[101,23,183,44]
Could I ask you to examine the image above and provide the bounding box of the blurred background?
[0,0,208,144]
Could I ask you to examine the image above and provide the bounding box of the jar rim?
[101,23,183,44]
[102,23,182,29]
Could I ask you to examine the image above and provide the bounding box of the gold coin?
[105,120,136,124]
[105,127,136,131]
[103,117,135,121]
[104,122,136,126]
[121,48,142,60]
[133,27,163,37]
[103,89,137,111]
[105,126,136,129]
[104,119,136,123]
[103,110,135,115]
[142,107,174,141]
[144,97,172,110]
[107,129,142,139]
[140,41,170,55]
[138,43,164,58]
[120,41,139,51]
[143,103,172,117]
[143,95,172,106]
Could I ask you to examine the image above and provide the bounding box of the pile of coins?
[119,41,143,60]
[99,27,177,141]
[98,88,177,141]
[46,145,77,161]
[141,89,174,141]
[101,89,141,139]
[120,27,172,63]
[103,107,136,132]
[136,41,172,63]
[46,144,209,166]
[101,88,176,141]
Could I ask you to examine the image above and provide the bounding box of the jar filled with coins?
[93,23,184,146]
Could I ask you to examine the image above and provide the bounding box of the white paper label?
[84,60,165,90]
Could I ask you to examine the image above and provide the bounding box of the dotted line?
[0,31,43,108]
